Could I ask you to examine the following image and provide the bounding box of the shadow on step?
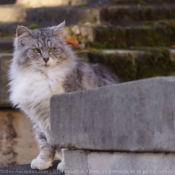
[0,0,16,5]
[0,160,64,175]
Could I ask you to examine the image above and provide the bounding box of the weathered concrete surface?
[2,4,175,26]
[64,150,175,175]
[0,5,25,23]
[100,4,175,24]
[110,0,175,3]
[0,110,38,167]
[64,150,88,175]
[51,77,175,151]
[0,5,93,25]
[0,54,12,107]
[25,7,100,27]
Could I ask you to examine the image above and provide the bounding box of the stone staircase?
[1,0,175,82]
[1,0,175,170]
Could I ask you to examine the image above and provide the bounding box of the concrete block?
[64,150,175,175]
[0,6,25,23]
[0,110,38,167]
[64,150,88,175]
[110,0,175,3]
[51,77,175,151]
[0,54,12,107]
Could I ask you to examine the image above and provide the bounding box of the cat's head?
[14,21,75,71]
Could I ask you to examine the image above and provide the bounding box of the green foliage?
[78,2,89,6]
[29,24,38,29]
[68,0,71,5]
[89,25,175,49]
[136,48,175,79]
[2,33,11,38]
[134,0,146,5]
[78,48,175,82]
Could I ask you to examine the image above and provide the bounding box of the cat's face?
[14,21,70,71]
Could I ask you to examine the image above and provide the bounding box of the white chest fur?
[10,68,66,120]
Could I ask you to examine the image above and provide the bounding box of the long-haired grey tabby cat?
[8,21,121,171]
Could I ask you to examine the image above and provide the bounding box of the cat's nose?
[43,58,49,63]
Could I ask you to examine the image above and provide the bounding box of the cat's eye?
[33,48,41,53]
[48,47,55,52]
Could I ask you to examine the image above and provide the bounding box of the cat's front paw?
[31,157,52,170]
[57,161,65,172]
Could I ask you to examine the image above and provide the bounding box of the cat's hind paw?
[31,157,52,170]
[57,161,65,172]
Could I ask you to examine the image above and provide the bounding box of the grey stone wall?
[50,77,175,174]
[51,77,175,151]
[0,54,11,107]
[0,110,38,167]
[64,150,175,175]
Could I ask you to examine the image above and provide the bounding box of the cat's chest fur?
[10,68,66,120]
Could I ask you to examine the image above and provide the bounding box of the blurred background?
[0,0,175,167]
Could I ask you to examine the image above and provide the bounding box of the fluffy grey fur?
[63,62,120,92]
[8,21,121,171]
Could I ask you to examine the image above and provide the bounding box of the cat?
[8,21,121,172]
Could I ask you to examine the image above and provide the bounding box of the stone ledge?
[51,77,175,151]
[64,150,175,175]
[1,3,175,26]
[110,0,175,3]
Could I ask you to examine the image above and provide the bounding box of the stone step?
[0,0,16,5]
[64,150,175,175]
[101,4,175,25]
[51,77,175,151]
[0,5,25,23]
[70,24,175,49]
[1,3,175,28]
[0,39,13,52]
[110,0,175,4]
[14,0,175,7]
[16,0,109,7]
[1,48,175,107]
[2,23,175,50]
[0,53,12,107]
[0,5,99,25]
[79,48,175,81]
[6,0,175,7]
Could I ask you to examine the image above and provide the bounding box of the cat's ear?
[16,26,31,38]
[53,21,65,36]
